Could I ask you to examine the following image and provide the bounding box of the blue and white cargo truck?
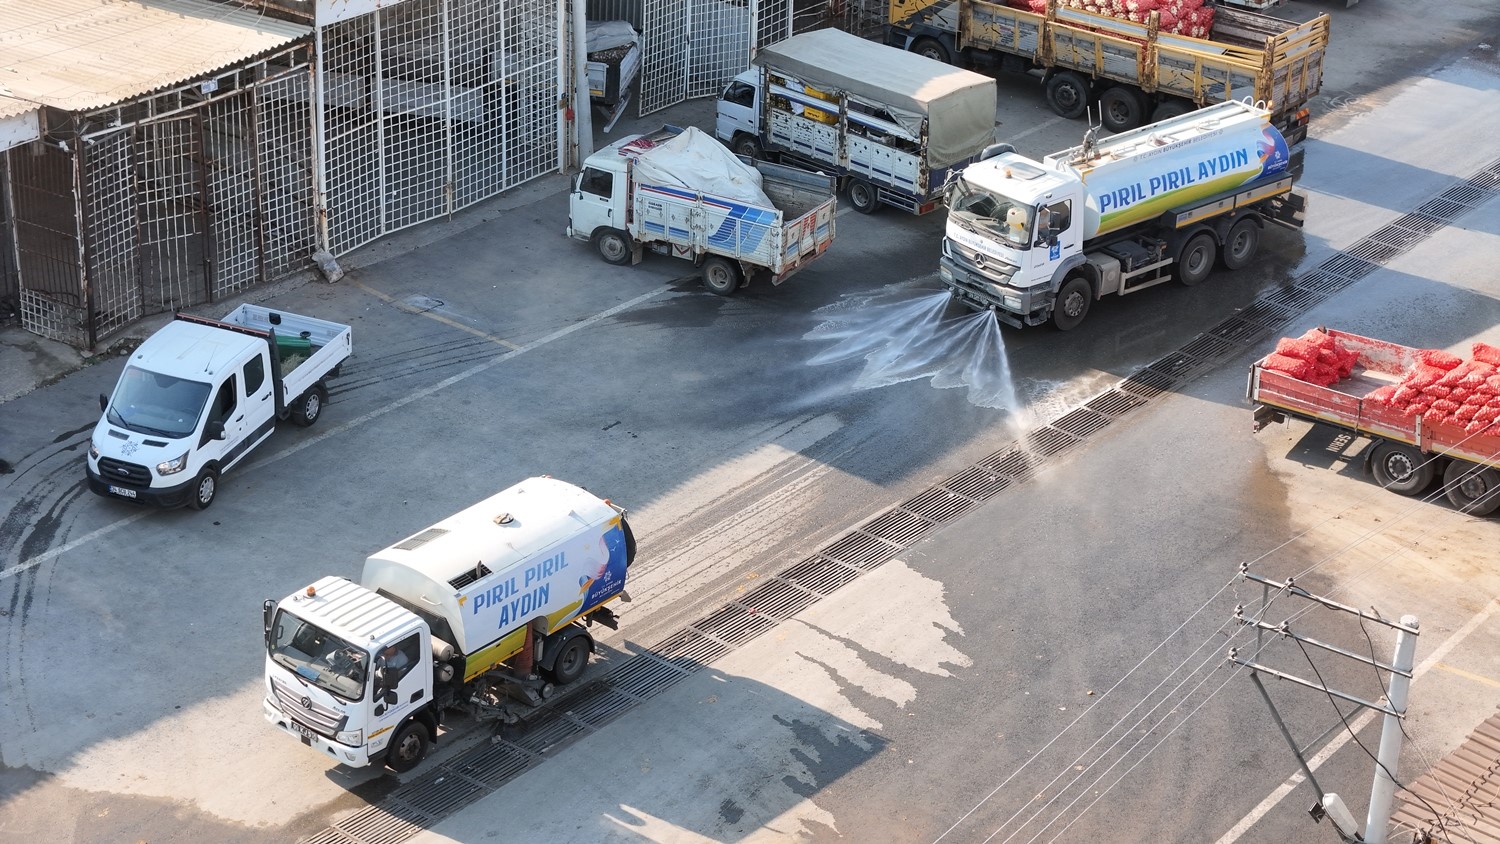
[87,305,351,510]
[939,100,1307,330]
[715,27,996,215]
[263,477,636,773]
[567,124,837,296]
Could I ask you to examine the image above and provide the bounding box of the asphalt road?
[2,1,1499,842]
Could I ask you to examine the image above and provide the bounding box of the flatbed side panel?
[772,195,837,283]
[227,304,353,401]
[633,182,785,268]
[1325,330,1420,377]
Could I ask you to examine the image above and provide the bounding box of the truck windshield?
[106,365,211,439]
[948,178,1033,249]
[267,610,369,702]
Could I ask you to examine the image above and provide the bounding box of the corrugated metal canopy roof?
[0,0,310,113]
[1391,712,1500,843]
[0,97,37,121]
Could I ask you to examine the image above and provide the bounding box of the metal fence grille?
[7,142,85,345]
[134,115,210,313]
[320,0,564,257]
[81,131,143,342]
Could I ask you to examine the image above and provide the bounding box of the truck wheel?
[1150,100,1192,123]
[701,257,741,296]
[1051,275,1092,331]
[385,721,430,774]
[911,37,952,65]
[290,386,325,427]
[1219,218,1261,270]
[1442,459,1500,516]
[594,228,632,266]
[847,179,879,214]
[1099,87,1146,132]
[1044,72,1090,120]
[187,467,219,511]
[732,134,760,159]
[546,635,592,685]
[1370,442,1435,495]
[1175,233,1217,286]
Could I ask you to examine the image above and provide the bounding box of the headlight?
[157,452,189,475]
[89,441,100,460]
[939,266,954,284]
[336,729,363,746]
[1002,294,1022,310]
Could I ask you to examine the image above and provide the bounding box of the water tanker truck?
[939,100,1306,330]
[262,477,635,772]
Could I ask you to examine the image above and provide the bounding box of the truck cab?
[715,70,761,158]
[263,576,436,770]
[567,150,629,257]
[87,322,277,509]
[941,153,1084,317]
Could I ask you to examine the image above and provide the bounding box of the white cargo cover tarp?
[586,20,639,55]
[753,29,997,169]
[634,126,773,208]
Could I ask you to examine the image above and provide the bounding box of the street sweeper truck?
[263,476,635,772]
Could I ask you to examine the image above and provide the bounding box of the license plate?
[107,485,137,499]
[290,720,316,743]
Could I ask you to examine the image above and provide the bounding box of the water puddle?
[805,281,1023,413]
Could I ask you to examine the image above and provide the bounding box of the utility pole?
[1227,565,1421,844]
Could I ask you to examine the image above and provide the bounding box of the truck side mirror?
[384,689,398,705]
[98,393,108,412]
[261,599,275,647]
[205,420,226,440]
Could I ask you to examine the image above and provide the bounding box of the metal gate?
[134,115,211,314]
[318,0,567,257]
[634,0,888,117]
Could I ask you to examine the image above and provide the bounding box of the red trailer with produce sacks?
[1248,328,1500,516]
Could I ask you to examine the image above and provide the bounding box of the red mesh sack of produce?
[1454,403,1480,422]
[1156,10,1178,27]
[1301,327,1334,347]
[1366,385,1399,407]
[1417,349,1464,370]
[1405,364,1448,389]
[1337,345,1361,377]
[1197,5,1214,29]
[1308,365,1340,387]
[1316,348,1341,367]
[1390,384,1420,407]
[1275,337,1323,363]
[1451,387,1472,404]
[1487,374,1500,393]
[1458,362,1497,388]
[1473,342,1500,367]
[1403,400,1430,418]
[1263,353,1313,379]
[1474,406,1500,425]
[1429,398,1461,416]
[1422,384,1452,399]
[1125,0,1158,11]
[1465,417,1499,435]
[1489,395,1500,409]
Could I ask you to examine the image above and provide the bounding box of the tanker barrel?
[431,636,456,662]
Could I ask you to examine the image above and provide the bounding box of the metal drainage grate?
[561,687,641,729]
[1345,239,1402,265]
[450,741,535,786]
[1388,211,1447,235]
[1234,299,1296,330]
[821,531,901,569]
[1317,253,1379,280]
[1259,285,1325,313]
[737,577,821,618]
[1178,333,1239,362]
[777,555,864,594]
[1052,407,1113,439]
[507,717,588,755]
[943,465,1011,500]
[1026,426,1079,457]
[1366,223,1428,250]
[332,807,422,844]
[1414,197,1467,221]
[1440,183,1491,206]
[694,604,779,645]
[1294,270,1358,296]
[861,508,934,545]
[653,628,732,666]
[1086,389,1148,417]
[979,448,1035,478]
[608,654,693,701]
[902,486,979,523]
[1207,315,1272,345]
[1119,367,1177,398]
[395,775,486,818]
[1147,350,1205,381]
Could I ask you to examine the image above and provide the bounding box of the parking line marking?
[1432,661,1500,689]
[351,280,524,350]
[0,283,675,581]
[1213,599,1500,844]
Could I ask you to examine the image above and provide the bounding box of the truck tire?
[1150,100,1192,123]
[187,467,219,511]
[1442,459,1500,516]
[910,37,952,65]
[1219,218,1261,270]
[546,635,593,685]
[1175,232,1217,286]
[1370,442,1435,495]
[1051,275,1092,331]
[732,134,760,159]
[594,228,632,266]
[1099,86,1146,132]
[290,385,325,428]
[701,257,741,296]
[846,179,879,214]
[1044,71,1090,120]
[385,720,430,774]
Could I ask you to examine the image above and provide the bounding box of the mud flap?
[1266,192,1307,230]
